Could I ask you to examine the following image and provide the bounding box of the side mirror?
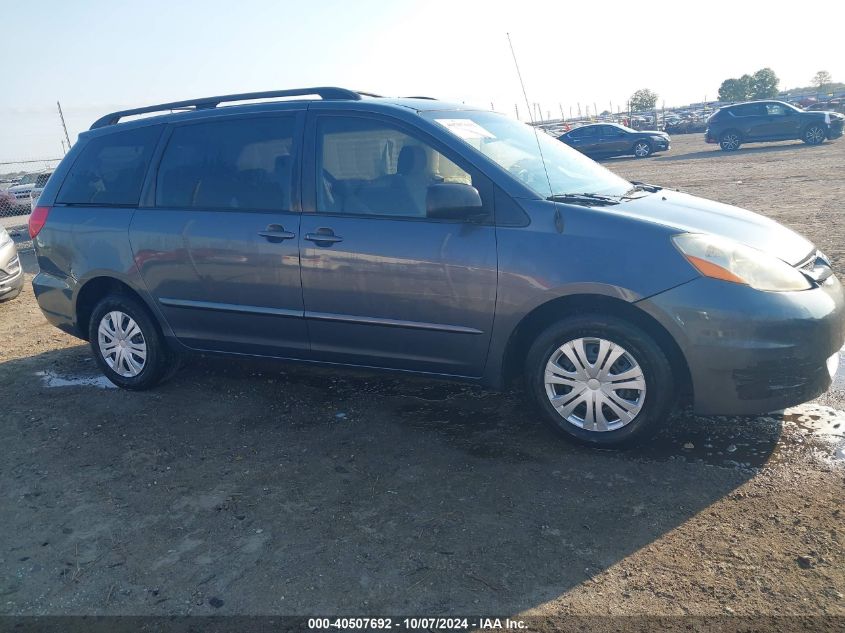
[426,183,485,221]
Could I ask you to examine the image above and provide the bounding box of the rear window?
[56,126,161,206]
[156,116,297,211]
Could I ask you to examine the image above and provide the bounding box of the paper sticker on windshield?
[435,118,496,140]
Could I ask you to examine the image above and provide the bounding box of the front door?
[130,111,309,357]
[598,125,630,155]
[756,102,802,139]
[299,113,498,376]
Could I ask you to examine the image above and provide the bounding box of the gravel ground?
[0,134,843,624]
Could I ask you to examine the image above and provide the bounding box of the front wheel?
[802,124,826,145]
[633,141,652,158]
[525,315,675,447]
[89,294,174,390]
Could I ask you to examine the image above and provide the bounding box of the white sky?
[1,0,843,161]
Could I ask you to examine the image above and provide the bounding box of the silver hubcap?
[98,311,147,378]
[544,337,646,432]
[806,127,824,143]
[721,134,739,149]
[634,143,649,156]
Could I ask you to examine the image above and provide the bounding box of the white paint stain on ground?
[781,403,845,466]
[35,370,116,389]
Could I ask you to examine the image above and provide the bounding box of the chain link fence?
[0,158,62,218]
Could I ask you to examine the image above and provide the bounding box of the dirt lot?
[0,134,843,624]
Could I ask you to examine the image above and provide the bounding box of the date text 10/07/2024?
[307,617,528,630]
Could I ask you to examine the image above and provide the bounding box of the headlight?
[0,227,10,247]
[672,233,812,291]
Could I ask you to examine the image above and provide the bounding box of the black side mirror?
[426,183,485,221]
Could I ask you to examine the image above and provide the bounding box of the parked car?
[29,171,53,211]
[30,87,844,447]
[0,226,23,302]
[6,171,50,212]
[705,100,845,151]
[559,123,670,158]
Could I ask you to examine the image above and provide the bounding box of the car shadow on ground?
[0,346,783,614]
[651,141,814,163]
[596,140,813,165]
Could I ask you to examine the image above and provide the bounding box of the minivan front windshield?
[424,110,631,199]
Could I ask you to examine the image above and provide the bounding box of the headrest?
[397,145,427,176]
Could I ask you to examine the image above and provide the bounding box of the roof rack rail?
[90,87,362,129]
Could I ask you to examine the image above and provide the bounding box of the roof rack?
[89,87,362,129]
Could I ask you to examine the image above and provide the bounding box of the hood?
[806,110,844,121]
[7,183,34,193]
[636,129,668,137]
[609,189,813,265]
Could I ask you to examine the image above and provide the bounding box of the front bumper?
[638,274,845,415]
[0,241,23,301]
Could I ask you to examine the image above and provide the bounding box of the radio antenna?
[506,33,559,228]
[507,33,535,124]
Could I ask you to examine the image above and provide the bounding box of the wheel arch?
[74,276,161,341]
[500,293,693,403]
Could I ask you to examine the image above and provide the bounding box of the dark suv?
[705,100,844,151]
[30,87,844,447]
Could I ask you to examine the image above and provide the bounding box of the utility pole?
[514,103,520,120]
[57,101,71,151]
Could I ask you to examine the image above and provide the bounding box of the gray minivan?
[30,87,844,447]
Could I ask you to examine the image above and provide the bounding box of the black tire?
[719,130,742,151]
[632,140,652,158]
[524,314,675,448]
[802,124,826,145]
[88,293,174,390]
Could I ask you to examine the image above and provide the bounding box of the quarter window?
[156,116,297,210]
[57,125,162,206]
[316,117,474,218]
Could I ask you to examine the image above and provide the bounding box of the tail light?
[29,206,51,239]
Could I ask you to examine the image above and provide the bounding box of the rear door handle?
[305,228,343,246]
[259,224,296,242]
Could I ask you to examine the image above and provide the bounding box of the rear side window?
[56,126,161,205]
[731,104,764,117]
[156,116,297,211]
[572,126,598,138]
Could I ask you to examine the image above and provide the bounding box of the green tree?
[718,78,746,102]
[750,68,779,99]
[629,88,658,112]
[812,70,833,90]
[718,69,779,102]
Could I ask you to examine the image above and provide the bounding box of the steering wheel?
[508,159,549,192]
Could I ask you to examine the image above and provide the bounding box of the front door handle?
[259,224,296,242]
[305,228,343,246]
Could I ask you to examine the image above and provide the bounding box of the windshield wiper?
[547,193,620,207]
[624,181,663,196]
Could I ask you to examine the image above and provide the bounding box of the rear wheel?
[88,294,174,390]
[802,124,826,145]
[633,140,652,158]
[719,130,742,151]
[525,315,675,447]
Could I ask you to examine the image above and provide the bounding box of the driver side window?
[765,103,787,116]
[316,117,474,218]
